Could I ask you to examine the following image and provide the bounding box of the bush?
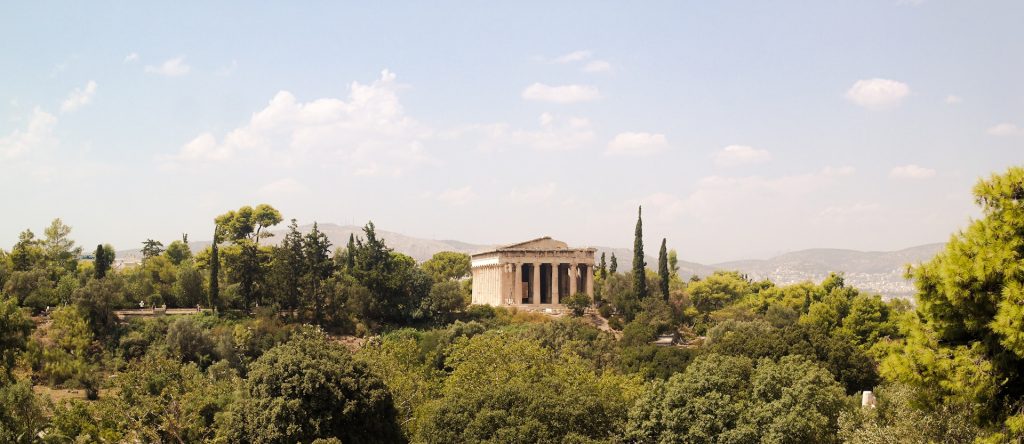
[564,292,591,316]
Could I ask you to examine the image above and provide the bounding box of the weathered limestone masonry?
[471,237,596,308]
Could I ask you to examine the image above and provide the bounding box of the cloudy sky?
[1,2,1022,263]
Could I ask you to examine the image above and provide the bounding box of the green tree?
[632,207,648,300]
[9,230,42,272]
[0,381,48,443]
[565,292,591,317]
[302,222,334,325]
[141,238,164,260]
[421,251,471,282]
[349,222,432,324]
[419,280,467,323]
[174,260,205,307]
[93,243,115,279]
[346,233,356,273]
[610,252,618,274]
[0,296,32,381]
[215,204,283,308]
[43,218,82,276]
[658,238,669,300]
[209,227,220,309]
[668,248,680,279]
[688,271,752,314]
[227,330,403,443]
[598,252,607,279]
[882,167,1024,431]
[269,219,304,311]
[164,236,192,265]
[416,332,640,443]
[72,276,125,339]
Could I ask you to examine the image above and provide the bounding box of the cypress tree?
[598,252,607,279]
[346,233,356,272]
[632,206,647,299]
[209,227,220,310]
[610,253,618,274]
[93,244,109,279]
[658,238,669,300]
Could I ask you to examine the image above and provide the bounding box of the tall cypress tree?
[346,233,356,272]
[610,253,618,274]
[598,252,607,279]
[658,238,669,300]
[632,206,647,299]
[209,227,220,310]
[93,244,110,279]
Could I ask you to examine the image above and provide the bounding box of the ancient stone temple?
[470,237,596,307]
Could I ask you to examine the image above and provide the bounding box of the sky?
[1,1,1022,264]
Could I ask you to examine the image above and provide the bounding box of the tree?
[43,218,82,275]
[565,292,591,317]
[209,227,220,310]
[269,219,304,311]
[421,251,471,282]
[349,222,432,324]
[416,332,639,443]
[0,296,32,381]
[302,223,334,325]
[346,233,356,273]
[164,236,192,265]
[598,252,608,279]
[93,244,115,279]
[658,238,669,300]
[668,249,680,279]
[626,353,846,443]
[632,207,647,300]
[141,239,164,260]
[0,381,48,443]
[688,271,752,314]
[215,204,283,308]
[610,253,618,274]
[9,230,42,272]
[882,166,1024,431]
[174,260,205,307]
[73,276,125,339]
[227,330,403,443]
[419,280,467,323]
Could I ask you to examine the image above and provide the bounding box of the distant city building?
[470,237,595,307]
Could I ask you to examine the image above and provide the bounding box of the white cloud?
[1,107,57,159]
[145,56,191,77]
[508,182,558,203]
[453,113,596,152]
[889,164,936,179]
[60,80,98,113]
[944,94,962,104]
[987,123,1022,136]
[713,145,771,167]
[845,78,910,109]
[606,132,668,156]
[124,52,139,63]
[583,60,612,73]
[522,83,601,104]
[165,70,434,176]
[436,186,476,206]
[553,50,593,63]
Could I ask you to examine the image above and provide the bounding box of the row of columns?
[510,261,592,305]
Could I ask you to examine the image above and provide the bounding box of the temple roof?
[472,236,594,256]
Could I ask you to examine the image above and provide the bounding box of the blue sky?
[1,1,1021,263]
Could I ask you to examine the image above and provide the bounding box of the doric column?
[551,263,560,305]
[513,262,523,305]
[585,264,594,297]
[569,263,578,296]
[532,262,541,305]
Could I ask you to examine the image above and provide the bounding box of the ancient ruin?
[470,237,596,307]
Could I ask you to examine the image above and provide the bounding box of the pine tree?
[303,223,333,325]
[610,253,618,274]
[209,228,220,310]
[598,252,607,279]
[658,238,669,300]
[632,206,648,299]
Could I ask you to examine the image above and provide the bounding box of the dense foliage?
[0,166,1022,442]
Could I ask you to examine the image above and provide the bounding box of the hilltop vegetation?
[0,166,1022,442]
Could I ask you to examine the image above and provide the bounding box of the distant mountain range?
[117,223,943,299]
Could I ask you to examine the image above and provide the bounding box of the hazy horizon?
[3,1,1021,263]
